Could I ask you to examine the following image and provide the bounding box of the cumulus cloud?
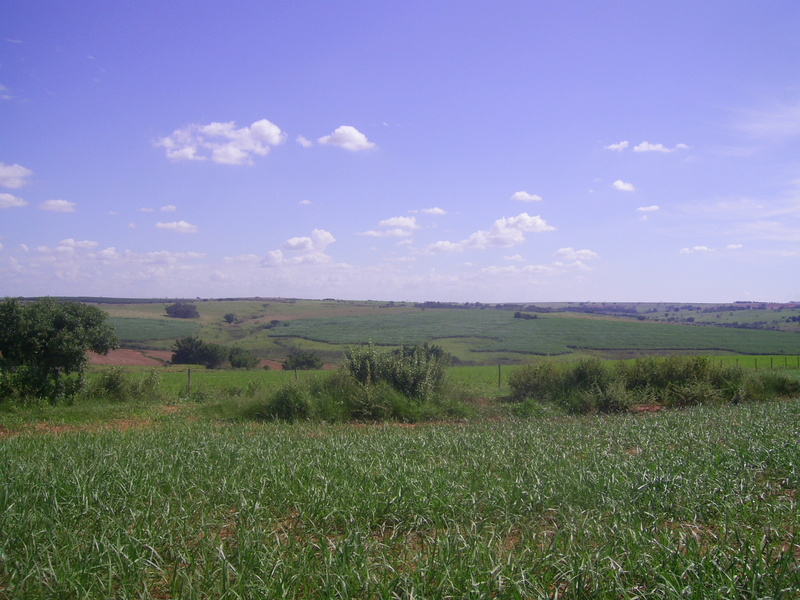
[680,245,714,254]
[156,118,286,165]
[420,207,447,215]
[318,125,376,151]
[155,220,199,234]
[296,135,313,148]
[613,179,635,192]
[427,212,554,253]
[633,141,689,153]
[0,162,33,188]
[359,216,420,238]
[0,193,27,208]
[636,205,660,212]
[39,199,76,212]
[511,191,542,202]
[727,243,744,250]
[264,229,336,267]
[553,247,598,261]
[160,205,177,212]
[605,141,629,151]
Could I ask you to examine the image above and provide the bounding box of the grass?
[1,400,799,598]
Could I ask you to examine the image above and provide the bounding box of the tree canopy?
[0,297,118,403]
[165,302,200,319]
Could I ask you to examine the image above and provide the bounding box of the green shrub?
[249,385,311,422]
[342,343,450,403]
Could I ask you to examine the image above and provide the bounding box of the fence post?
[188,368,191,395]
[498,364,502,389]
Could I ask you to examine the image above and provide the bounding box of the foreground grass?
[1,400,799,598]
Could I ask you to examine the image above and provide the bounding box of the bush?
[84,368,164,403]
[228,346,259,370]
[171,336,227,369]
[283,350,323,371]
[342,343,450,403]
[165,302,200,319]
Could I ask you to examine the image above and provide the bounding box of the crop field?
[2,400,798,598]
[95,299,800,365]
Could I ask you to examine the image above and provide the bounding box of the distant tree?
[228,346,259,370]
[165,302,200,319]
[283,350,323,371]
[0,297,118,403]
[224,313,237,324]
[171,336,227,369]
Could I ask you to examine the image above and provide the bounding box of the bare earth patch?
[88,349,172,366]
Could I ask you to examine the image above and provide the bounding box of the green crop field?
[2,400,798,598]
[91,299,800,364]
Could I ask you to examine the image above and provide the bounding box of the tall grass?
[508,356,800,414]
[1,400,798,598]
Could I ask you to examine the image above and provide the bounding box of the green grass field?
[2,400,798,598]
[97,300,800,365]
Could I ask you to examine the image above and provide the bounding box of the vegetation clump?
[0,297,118,404]
[508,355,800,414]
[165,302,200,319]
[245,343,460,423]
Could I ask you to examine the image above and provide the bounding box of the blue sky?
[2,1,799,302]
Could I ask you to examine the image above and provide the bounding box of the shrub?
[165,302,200,319]
[283,350,323,371]
[228,346,259,370]
[171,336,227,369]
[342,343,450,403]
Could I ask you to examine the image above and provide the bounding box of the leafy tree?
[223,313,237,324]
[165,302,200,319]
[171,336,227,369]
[283,350,323,371]
[0,297,118,403]
[228,346,259,369]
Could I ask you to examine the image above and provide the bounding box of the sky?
[2,1,800,303]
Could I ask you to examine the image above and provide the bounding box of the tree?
[228,346,259,369]
[171,336,227,369]
[223,313,237,324]
[283,350,323,371]
[0,297,118,403]
[165,302,200,319]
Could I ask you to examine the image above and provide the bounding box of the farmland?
[2,401,799,598]
[95,298,800,365]
[2,297,800,598]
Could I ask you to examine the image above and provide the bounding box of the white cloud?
[605,141,629,151]
[553,247,598,261]
[160,205,177,212]
[265,228,336,267]
[156,118,286,165]
[0,193,27,208]
[511,191,542,202]
[299,199,312,206]
[680,245,714,254]
[155,220,199,233]
[503,254,526,262]
[636,205,660,212]
[359,216,420,238]
[613,179,635,192]
[633,141,688,153]
[727,243,744,250]
[0,162,33,188]
[296,135,313,148]
[39,199,76,212]
[420,207,447,215]
[318,125,376,151]
[427,212,554,253]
